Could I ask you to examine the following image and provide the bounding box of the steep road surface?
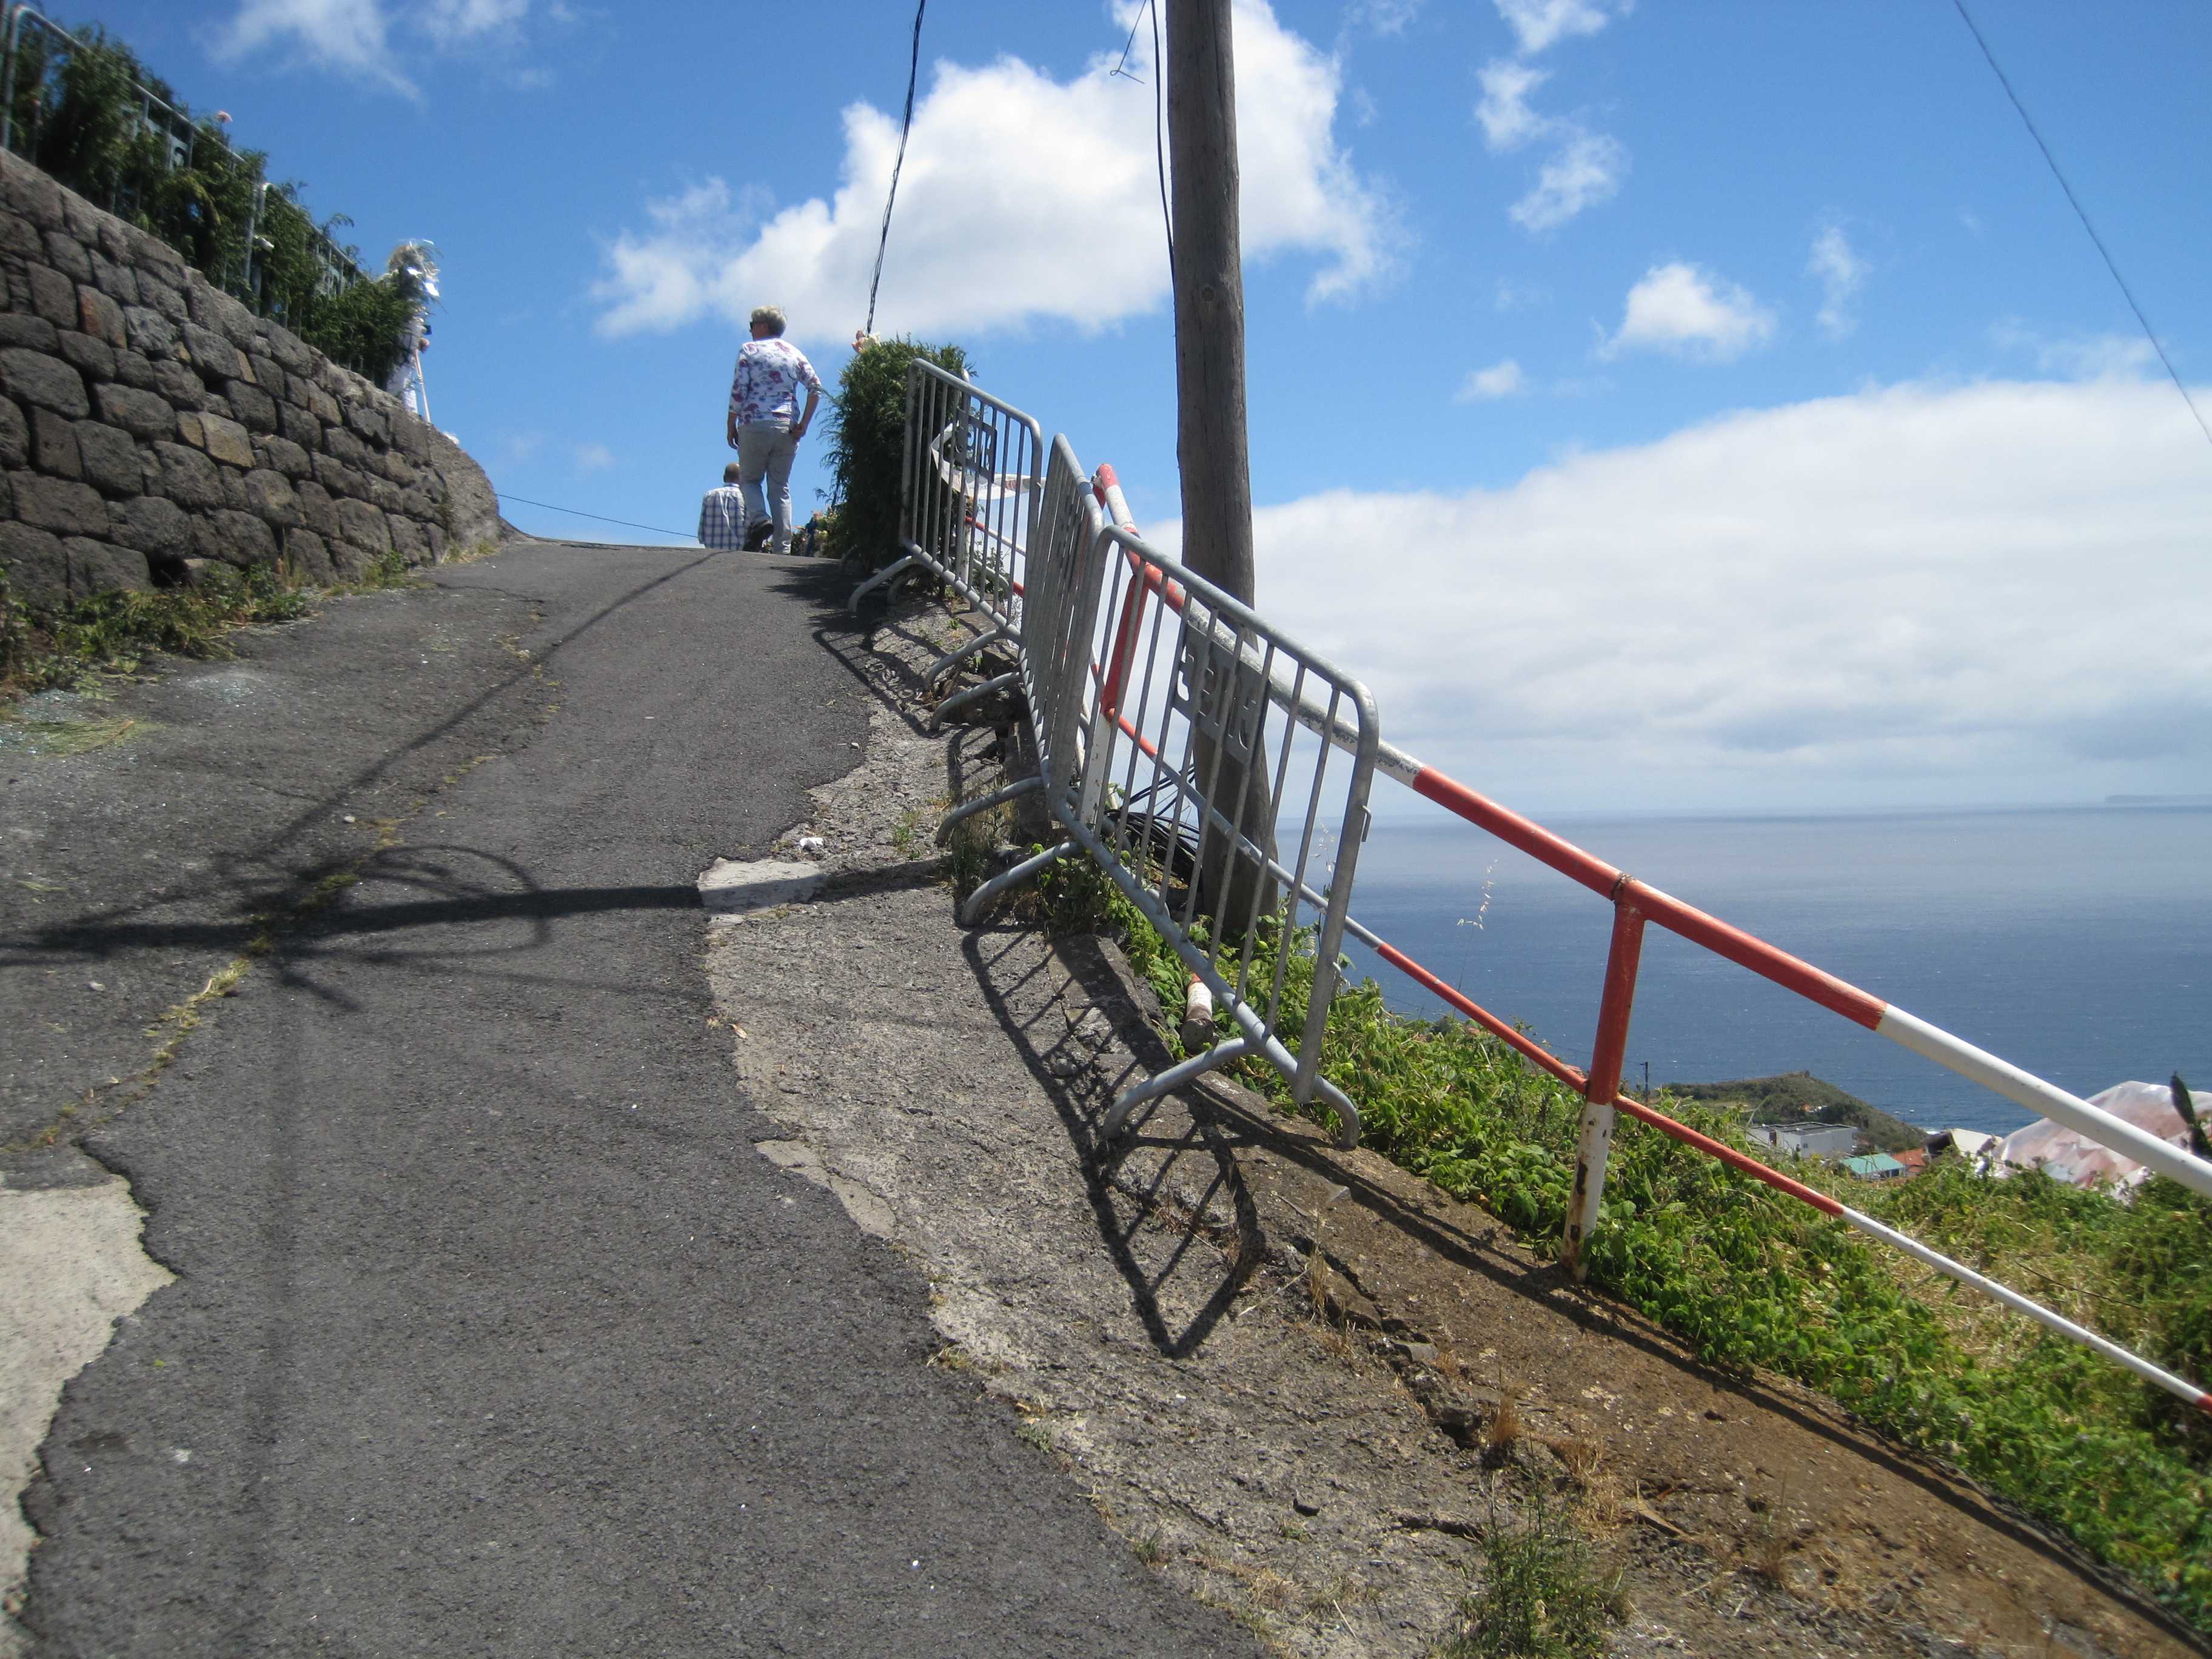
[7,540,1255,1657]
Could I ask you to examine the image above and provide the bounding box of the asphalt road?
[9,542,1257,1657]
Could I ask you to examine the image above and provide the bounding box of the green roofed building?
[1842,1153,1907,1181]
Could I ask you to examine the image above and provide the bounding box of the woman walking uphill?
[726,305,824,556]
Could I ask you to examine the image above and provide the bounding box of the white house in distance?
[1747,1124,1860,1161]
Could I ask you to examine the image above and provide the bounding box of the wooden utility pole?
[1167,0,1254,608]
[1166,0,1273,933]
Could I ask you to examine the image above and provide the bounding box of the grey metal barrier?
[957,461,1380,1148]
[850,360,1044,725]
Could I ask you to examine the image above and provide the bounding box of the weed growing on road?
[1449,1486,1612,1659]
[2,558,417,706]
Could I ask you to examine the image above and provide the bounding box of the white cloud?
[572,441,615,472]
[1457,358,1526,400]
[1607,262,1775,360]
[1808,223,1870,338]
[1243,378,2212,809]
[1509,130,1626,232]
[592,1,1390,343]
[1494,0,1627,55]
[1476,60,1550,149]
[1990,322,2159,381]
[1358,0,1426,33]
[209,0,534,92]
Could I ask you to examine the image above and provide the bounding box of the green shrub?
[825,337,968,570]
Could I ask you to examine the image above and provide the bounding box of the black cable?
[1951,0,2211,451]
[1150,0,1172,266]
[496,492,695,541]
[864,0,927,340]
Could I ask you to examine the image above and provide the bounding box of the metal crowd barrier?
[896,381,2211,1411]
[850,361,1044,725]
[949,440,1379,1147]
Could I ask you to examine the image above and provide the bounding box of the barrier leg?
[957,837,1078,926]
[1102,1039,1256,1141]
[928,671,1021,732]
[1564,900,1645,1279]
[926,625,1011,688]
[849,553,919,613]
[938,774,1042,838]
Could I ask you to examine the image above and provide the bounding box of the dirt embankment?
[701,595,2202,1659]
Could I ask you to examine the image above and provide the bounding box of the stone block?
[240,467,300,527]
[344,403,389,444]
[148,441,223,510]
[41,229,90,284]
[201,411,256,467]
[226,377,277,433]
[335,496,390,554]
[425,521,447,561]
[256,321,313,376]
[89,248,137,306]
[367,478,404,513]
[77,284,125,347]
[293,478,339,539]
[312,452,362,500]
[110,349,156,391]
[75,420,140,497]
[384,449,418,487]
[136,277,186,325]
[196,508,279,569]
[0,519,67,604]
[386,513,423,561]
[324,423,368,468]
[0,312,55,352]
[187,283,258,350]
[181,320,246,383]
[283,526,335,585]
[0,211,38,260]
[121,305,176,358]
[94,383,172,440]
[24,261,74,327]
[62,537,150,596]
[56,329,115,383]
[57,193,99,245]
[107,493,193,559]
[296,375,341,425]
[30,405,78,477]
[246,352,280,389]
[10,469,108,535]
[0,163,63,229]
[0,396,24,471]
[389,412,429,462]
[151,358,203,410]
[256,434,312,478]
[277,400,319,449]
[0,347,85,416]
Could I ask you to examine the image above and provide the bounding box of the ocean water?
[1335,803,2211,1138]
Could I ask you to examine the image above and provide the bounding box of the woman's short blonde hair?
[749,305,788,336]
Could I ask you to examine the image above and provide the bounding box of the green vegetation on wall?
[825,337,969,570]
[2,18,421,383]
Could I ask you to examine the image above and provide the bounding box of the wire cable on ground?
[1951,0,2211,452]
[495,492,694,541]
[863,0,927,340]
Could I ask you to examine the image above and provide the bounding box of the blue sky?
[82,1,2212,812]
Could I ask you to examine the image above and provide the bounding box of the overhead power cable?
[496,492,694,541]
[863,0,927,340]
[1951,0,2211,452]
[1108,1,1173,266]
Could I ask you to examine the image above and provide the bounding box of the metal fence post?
[1564,894,1645,1279]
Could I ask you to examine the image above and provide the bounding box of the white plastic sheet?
[1998,1079,2208,1191]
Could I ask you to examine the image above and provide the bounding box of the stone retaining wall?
[0,148,505,611]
